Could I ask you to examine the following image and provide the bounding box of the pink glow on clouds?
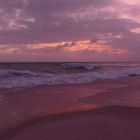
[122,0,140,5]
[0,0,140,61]
[130,28,140,34]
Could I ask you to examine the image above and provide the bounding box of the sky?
[0,0,140,62]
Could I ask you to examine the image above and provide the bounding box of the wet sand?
[0,77,140,140]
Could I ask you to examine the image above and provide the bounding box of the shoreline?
[0,76,140,139]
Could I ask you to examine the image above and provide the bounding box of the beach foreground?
[0,77,140,140]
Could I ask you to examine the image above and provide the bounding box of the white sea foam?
[0,65,140,89]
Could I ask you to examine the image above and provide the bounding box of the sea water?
[0,62,140,89]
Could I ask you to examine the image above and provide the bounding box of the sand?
[0,77,140,140]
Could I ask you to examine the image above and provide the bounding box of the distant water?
[0,62,140,89]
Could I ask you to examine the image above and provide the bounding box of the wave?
[0,66,140,89]
[62,63,98,72]
[62,62,140,69]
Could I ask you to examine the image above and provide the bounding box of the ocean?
[0,62,140,89]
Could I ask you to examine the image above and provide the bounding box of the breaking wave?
[0,65,140,89]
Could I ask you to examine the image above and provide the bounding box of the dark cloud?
[0,0,115,43]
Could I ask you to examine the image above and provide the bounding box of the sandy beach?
[0,76,140,140]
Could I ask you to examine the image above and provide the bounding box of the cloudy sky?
[0,0,140,62]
